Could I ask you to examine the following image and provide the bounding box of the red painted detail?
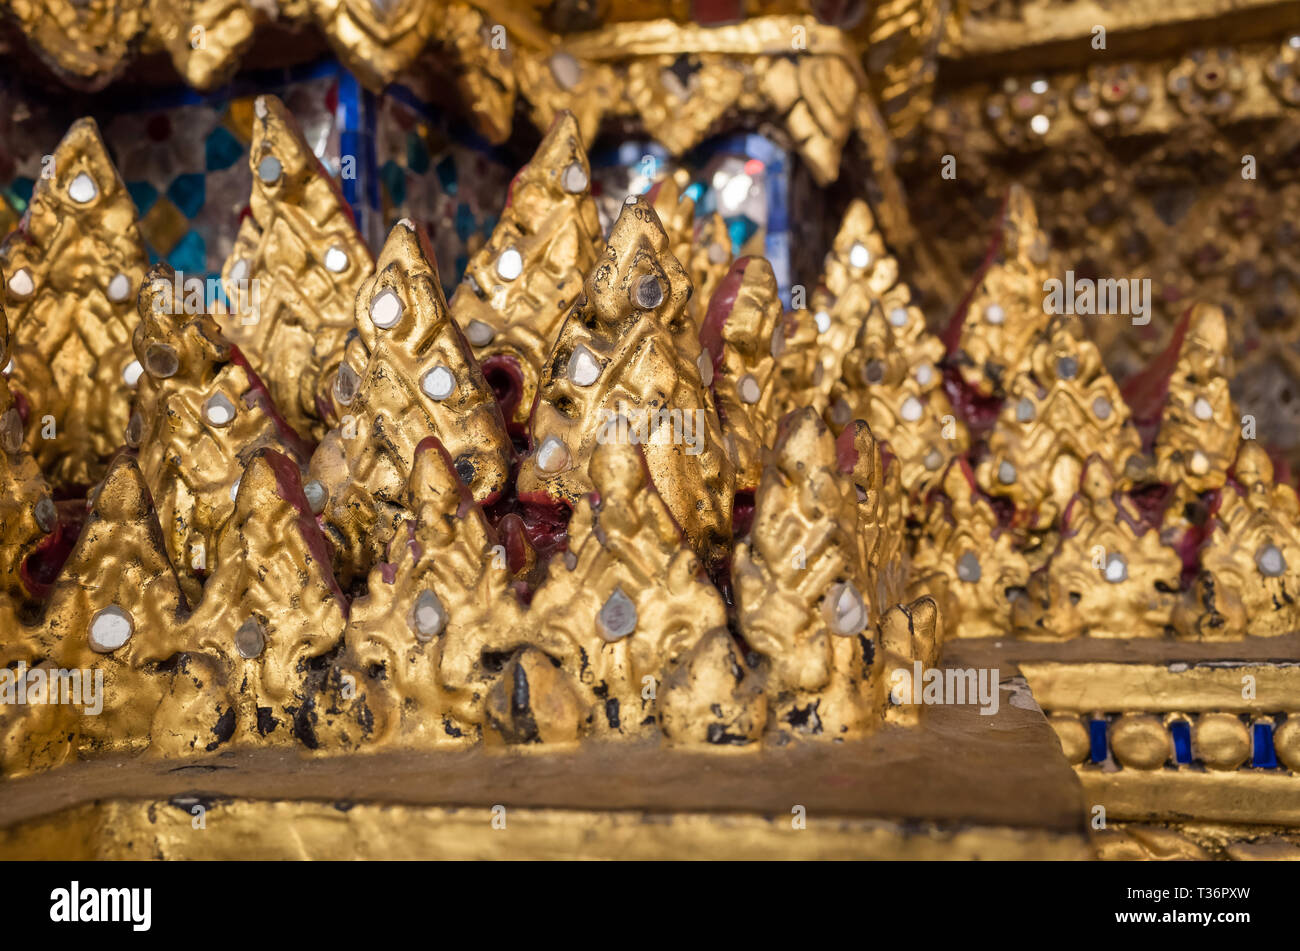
[698,257,749,373]
[834,423,860,473]
[731,490,755,539]
[259,447,349,618]
[19,498,84,600]
[693,0,743,24]
[942,364,1002,436]
[481,353,527,437]
[506,490,572,559]
[1121,302,1195,448]
[498,512,534,575]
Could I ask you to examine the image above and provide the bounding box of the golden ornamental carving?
[220,94,374,442]
[442,2,520,145]
[520,16,868,185]
[0,287,55,608]
[3,83,1300,861]
[1,454,189,775]
[733,410,920,738]
[699,256,782,493]
[309,220,512,580]
[783,200,899,416]
[0,118,148,489]
[148,0,261,89]
[951,185,1056,401]
[1013,457,1181,639]
[831,288,968,507]
[336,437,518,747]
[448,111,604,431]
[518,196,735,570]
[1152,302,1239,494]
[154,449,348,753]
[523,436,739,744]
[131,264,312,603]
[912,459,1029,641]
[1179,442,1300,639]
[976,317,1143,530]
[7,0,148,88]
[307,0,444,89]
[5,8,879,187]
[686,212,733,330]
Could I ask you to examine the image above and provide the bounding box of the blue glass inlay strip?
[1253,722,1278,769]
[1170,719,1193,764]
[1089,719,1108,763]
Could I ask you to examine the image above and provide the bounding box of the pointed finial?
[520,197,735,568]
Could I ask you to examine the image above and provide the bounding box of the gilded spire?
[0,285,55,608]
[699,256,783,492]
[524,434,731,741]
[1152,302,1239,494]
[976,316,1143,530]
[309,220,512,580]
[831,289,968,508]
[343,437,521,747]
[731,409,878,739]
[769,305,822,417]
[789,200,903,415]
[162,449,348,751]
[220,94,374,441]
[4,453,189,774]
[1179,443,1300,639]
[518,196,735,569]
[131,264,311,603]
[949,185,1056,400]
[0,118,148,488]
[449,111,604,431]
[686,212,733,330]
[1014,456,1181,639]
[650,171,698,284]
[912,459,1029,640]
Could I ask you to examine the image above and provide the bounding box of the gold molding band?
[1020,661,1300,713]
[0,797,1095,860]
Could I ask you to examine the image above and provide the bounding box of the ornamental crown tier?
[0,94,1292,767]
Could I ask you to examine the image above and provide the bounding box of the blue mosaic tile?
[9,177,35,208]
[205,126,243,172]
[167,173,206,219]
[127,181,159,217]
[381,159,406,208]
[454,202,475,242]
[407,133,430,175]
[727,215,758,252]
[167,230,206,276]
[435,155,458,196]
